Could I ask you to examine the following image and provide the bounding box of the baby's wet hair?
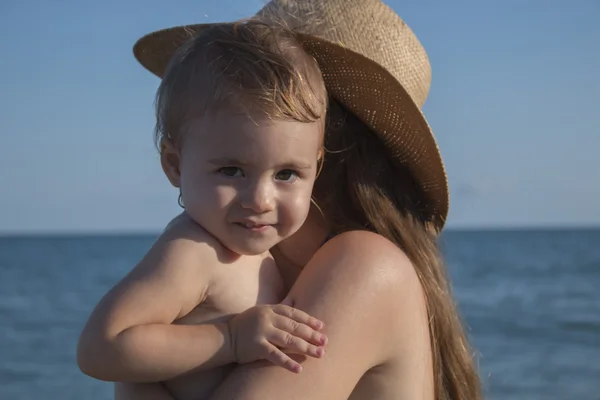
[154,18,328,151]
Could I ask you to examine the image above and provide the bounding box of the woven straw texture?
[133,0,449,231]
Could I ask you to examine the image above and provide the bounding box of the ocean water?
[1,229,599,399]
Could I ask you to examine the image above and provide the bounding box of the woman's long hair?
[314,100,483,400]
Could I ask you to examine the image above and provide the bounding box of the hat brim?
[133,24,449,231]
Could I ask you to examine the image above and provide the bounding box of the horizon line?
[1,224,599,237]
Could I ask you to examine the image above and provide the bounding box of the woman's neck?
[271,205,330,289]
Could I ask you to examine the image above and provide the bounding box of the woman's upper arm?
[209,231,425,400]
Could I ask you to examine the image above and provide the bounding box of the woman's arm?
[114,382,175,400]
[208,230,429,400]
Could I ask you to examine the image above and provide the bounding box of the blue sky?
[0,0,598,233]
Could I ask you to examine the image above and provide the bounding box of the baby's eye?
[275,169,298,183]
[218,167,244,177]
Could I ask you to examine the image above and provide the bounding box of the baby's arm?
[77,216,234,382]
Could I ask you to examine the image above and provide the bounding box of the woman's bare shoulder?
[308,229,430,354]
[314,230,420,290]
[292,229,426,347]
[313,230,432,391]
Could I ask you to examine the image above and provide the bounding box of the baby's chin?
[224,240,278,256]
[227,248,268,257]
[222,231,287,256]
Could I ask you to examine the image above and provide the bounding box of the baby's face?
[170,109,322,256]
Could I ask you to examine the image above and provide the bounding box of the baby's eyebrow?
[208,158,248,166]
[277,162,312,170]
[208,158,313,170]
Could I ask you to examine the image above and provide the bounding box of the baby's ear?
[316,148,325,176]
[316,146,323,159]
[160,138,181,188]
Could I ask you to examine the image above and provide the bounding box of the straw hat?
[133,0,449,231]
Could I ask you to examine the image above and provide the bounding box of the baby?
[77,19,328,400]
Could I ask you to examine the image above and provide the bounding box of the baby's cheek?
[211,186,238,209]
[183,186,234,227]
[284,188,313,224]
[181,181,227,211]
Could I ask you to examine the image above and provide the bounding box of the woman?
[121,0,483,398]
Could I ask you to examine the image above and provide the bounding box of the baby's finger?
[272,305,324,330]
[272,314,328,346]
[263,342,303,373]
[268,329,326,359]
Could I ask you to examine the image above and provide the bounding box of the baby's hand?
[227,304,327,373]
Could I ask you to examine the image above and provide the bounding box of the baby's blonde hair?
[154,18,328,150]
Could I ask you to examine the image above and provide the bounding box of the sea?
[1,229,599,400]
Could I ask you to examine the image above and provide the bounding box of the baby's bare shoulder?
[126,214,233,317]
[159,213,237,267]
